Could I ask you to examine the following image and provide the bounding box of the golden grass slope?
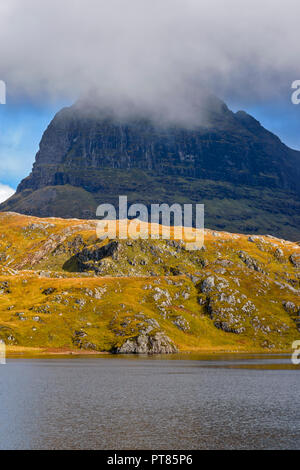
[0,211,299,354]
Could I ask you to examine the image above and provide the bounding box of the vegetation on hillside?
[0,211,299,354]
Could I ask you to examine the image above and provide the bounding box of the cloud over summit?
[0,0,299,114]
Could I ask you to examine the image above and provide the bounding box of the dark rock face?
[63,241,119,273]
[14,101,300,192]
[77,241,119,265]
[1,97,300,239]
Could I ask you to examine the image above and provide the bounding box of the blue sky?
[228,92,300,152]
[0,99,69,190]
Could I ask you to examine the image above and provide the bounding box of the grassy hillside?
[0,211,299,354]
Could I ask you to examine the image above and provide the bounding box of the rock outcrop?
[114,332,178,354]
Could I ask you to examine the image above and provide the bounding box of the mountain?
[1,96,300,240]
[0,212,299,354]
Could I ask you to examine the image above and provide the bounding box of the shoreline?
[5,345,292,359]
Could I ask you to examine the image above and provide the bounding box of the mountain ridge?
[1,96,299,240]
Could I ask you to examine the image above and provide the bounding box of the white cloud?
[0,183,15,203]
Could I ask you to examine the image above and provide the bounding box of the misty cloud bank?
[0,0,299,119]
[0,183,15,203]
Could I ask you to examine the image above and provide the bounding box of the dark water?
[0,354,299,450]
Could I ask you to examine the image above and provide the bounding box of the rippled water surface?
[0,354,299,449]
